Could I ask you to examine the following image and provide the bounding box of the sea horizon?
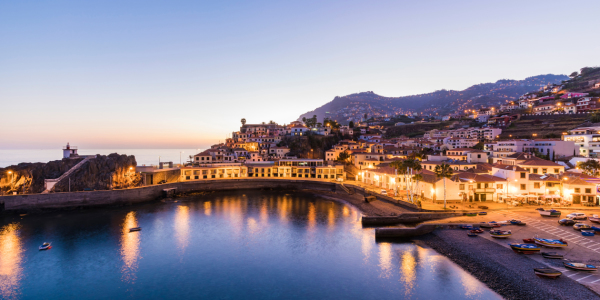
[0,149,205,168]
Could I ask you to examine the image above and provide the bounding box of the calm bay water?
[0,149,203,168]
[0,191,501,300]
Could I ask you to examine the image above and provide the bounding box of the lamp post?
[180,151,184,166]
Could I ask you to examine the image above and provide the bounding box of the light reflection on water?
[0,223,23,299]
[0,190,502,300]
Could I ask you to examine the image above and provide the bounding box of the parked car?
[558,219,577,226]
[380,189,387,195]
[574,223,592,231]
[566,212,587,220]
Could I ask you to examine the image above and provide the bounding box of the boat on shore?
[478,212,487,215]
[534,238,568,248]
[39,242,52,250]
[129,227,142,232]
[534,268,562,278]
[523,238,535,243]
[467,232,478,237]
[590,215,600,223]
[564,262,598,271]
[490,230,511,238]
[541,252,564,259]
[582,230,594,236]
[539,209,561,217]
[509,243,541,254]
[592,226,600,232]
[470,229,484,234]
[465,213,477,217]
[460,224,473,230]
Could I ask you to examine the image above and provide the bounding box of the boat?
[592,226,600,232]
[39,242,52,250]
[465,213,477,217]
[539,209,561,217]
[460,224,473,230]
[564,262,598,271]
[509,219,521,225]
[534,268,562,278]
[478,212,487,215]
[590,215,600,223]
[490,230,511,238]
[534,238,568,248]
[470,229,484,234]
[479,222,494,228]
[467,232,478,237]
[509,243,541,254]
[129,227,142,232]
[582,230,595,236]
[523,238,535,243]
[541,252,564,259]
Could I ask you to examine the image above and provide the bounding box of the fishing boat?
[465,213,477,217]
[534,268,562,278]
[509,219,521,225]
[129,227,142,232]
[460,224,473,230]
[564,262,598,271]
[509,243,541,254]
[534,238,568,248]
[590,215,600,223]
[582,230,595,237]
[467,232,478,237]
[39,242,52,250]
[539,209,561,217]
[592,226,600,232]
[470,229,484,234]
[490,230,511,238]
[541,252,564,259]
[523,238,535,243]
[478,212,487,215]
[479,222,494,228]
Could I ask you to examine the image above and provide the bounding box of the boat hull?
[534,239,568,248]
[539,211,561,217]
[534,268,562,278]
[564,263,598,271]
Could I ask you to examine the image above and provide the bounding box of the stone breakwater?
[416,230,599,300]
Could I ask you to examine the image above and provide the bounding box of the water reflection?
[378,242,392,278]
[120,212,140,284]
[400,248,417,296]
[174,206,190,253]
[203,201,211,216]
[0,223,23,299]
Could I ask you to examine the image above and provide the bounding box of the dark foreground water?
[0,191,501,300]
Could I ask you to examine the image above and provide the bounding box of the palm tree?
[241,118,246,126]
[434,163,453,209]
[390,159,421,203]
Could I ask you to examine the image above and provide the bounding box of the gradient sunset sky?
[1,0,599,149]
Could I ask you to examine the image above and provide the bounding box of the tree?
[472,142,485,150]
[336,151,351,164]
[569,71,579,78]
[590,113,600,123]
[241,118,246,126]
[348,121,354,128]
[390,159,422,203]
[434,163,453,209]
[302,117,306,124]
[578,159,600,177]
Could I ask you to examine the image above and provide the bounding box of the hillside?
[299,74,567,124]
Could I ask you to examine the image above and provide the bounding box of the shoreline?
[414,229,599,300]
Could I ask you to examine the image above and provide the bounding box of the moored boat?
[582,230,594,236]
[465,213,477,217]
[592,226,600,232]
[509,243,541,254]
[539,209,561,217]
[460,224,473,230]
[523,238,535,243]
[590,215,600,223]
[509,219,521,225]
[534,268,562,278]
[39,242,52,250]
[534,238,568,248]
[541,252,564,259]
[478,212,487,215]
[470,229,484,234]
[467,232,478,237]
[129,227,142,232]
[564,262,598,271]
[490,230,511,238]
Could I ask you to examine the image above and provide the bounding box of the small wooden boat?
[582,230,595,236]
[490,230,511,238]
[467,232,478,237]
[539,209,561,217]
[542,252,564,259]
[478,212,487,215]
[509,219,521,225]
[592,226,600,232]
[534,268,562,278]
[573,223,591,231]
[129,227,142,232]
[509,243,541,254]
[460,224,473,230]
[39,242,52,250]
[523,238,535,243]
[465,213,477,217]
[564,262,598,271]
[534,238,568,248]
[590,215,600,223]
[470,229,484,234]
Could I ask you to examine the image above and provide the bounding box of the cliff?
[0,153,141,195]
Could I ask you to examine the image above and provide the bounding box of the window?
[586,188,592,194]
[520,172,526,178]
[520,184,526,190]
[542,168,547,174]
[477,183,481,189]
[533,168,538,174]
[534,182,540,188]
[459,184,465,190]
[575,188,581,193]
[484,183,489,188]
[554,168,559,174]
[496,184,503,189]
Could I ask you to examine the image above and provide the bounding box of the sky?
[1,0,599,149]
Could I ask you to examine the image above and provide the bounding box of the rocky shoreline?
[416,230,599,300]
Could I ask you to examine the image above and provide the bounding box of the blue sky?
[1,0,599,149]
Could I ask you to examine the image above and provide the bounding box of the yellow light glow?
[120,211,140,284]
[0,223,23,299]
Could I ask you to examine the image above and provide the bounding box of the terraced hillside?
[499,114,591,139]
